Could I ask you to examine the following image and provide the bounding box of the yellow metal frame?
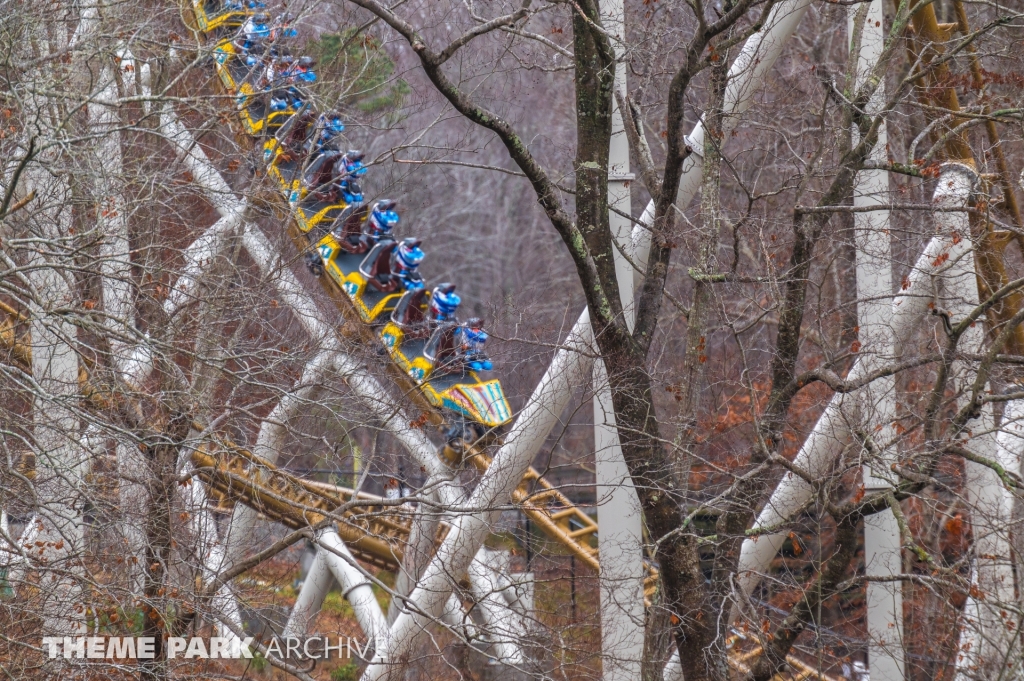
[191,0,252,32]
[192,441,432,571]
[380,321,433,381]
[211,40,295,136]
[297,200,349,234]
[263,139,303,199]
[236,97,293,136]
[379,322,512,427]
[212,40,245,92]
[314,233,403,322]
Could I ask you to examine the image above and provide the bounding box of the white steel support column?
[90,62,140,378]
[644,0,815,229]
[89,54,156,596]
[162,206,249,320]
[595,0,645,676]
[734,165,980,600]
[180,459,247,653]
[1,517,39,591]
[938,165,1020,680]
[849,2,903,678]
[388,502,439,624]
[319,529,389,645]
[283,528,389,649]
[0,510,12,595]
[21,148,88,639]
[594,361,644,680]
[284,539,335,638]
[7,10,93,635]
[467,547,528,666]
[362,312,596,681]
[985,397,1024,673]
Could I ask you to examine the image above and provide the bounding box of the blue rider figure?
[285,56,317,82]
[459,317,493,371]
[337,177,363,204]
[224,0,264,12]
[305,112,345,154]
[334,150,367,181]
[260,55,293,108]
[270,56,316,111]
[429,283,461,324]
[334,199,396,254]
[366,200,399,239]
[423,284,466,372]
[391,238,425,291]
[326,150,366,203]
[269,12,298,42]
[233,12,270,52]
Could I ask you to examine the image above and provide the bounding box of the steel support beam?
[734,165,978,598]
[596,0,645,675]
[848,2,903,678]
[941,166,1019,679]
[361,311,595,680]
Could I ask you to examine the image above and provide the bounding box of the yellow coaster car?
[277,146,357,226]
[192,0,252,32]
[212,40,251,93]
[263,138,302,198]
[380,293,512,428]
[312,233,405,323]
[213,40,294,135]
[262,109,315,195]
[237,96,295,135]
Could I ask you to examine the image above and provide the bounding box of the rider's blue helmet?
[249,13,271,33]
[369,200,399,235]
[431,283,461,318]
[342,150,367,176]
[395,238,424,270]
[324,114,345,136]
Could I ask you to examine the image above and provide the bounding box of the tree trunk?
[139,409,191,681]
